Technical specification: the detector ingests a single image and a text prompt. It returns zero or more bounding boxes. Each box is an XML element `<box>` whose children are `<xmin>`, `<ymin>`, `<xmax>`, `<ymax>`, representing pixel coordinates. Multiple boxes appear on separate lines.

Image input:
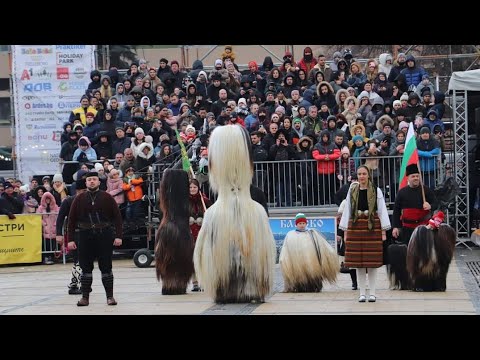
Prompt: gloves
<box><xmin>8</xmin><ymin>213</ymin><xmax>16</xmax><ymax>220</ymax></box>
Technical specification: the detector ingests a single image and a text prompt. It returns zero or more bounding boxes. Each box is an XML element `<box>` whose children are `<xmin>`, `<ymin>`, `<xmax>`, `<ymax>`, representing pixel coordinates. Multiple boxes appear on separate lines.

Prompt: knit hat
<box><xmin>185</xmin><ymin>125</ymin><xmax>195</xmax><ymax>133</ymax></box>
<box><xmin>3</xmin><ymin>181</ymin><xmax>13</xmax><ymax>190</ymax></box>
<box><xmin>238</xmin><ymin>98</ymin><xmax>247</xmax><ymax>106</ymax></box>
<box><xmin>398</xmin><ymin>53</ymin><xmax>406</xmax><ymax>59</ymax></box>
<box><xmin>420</xmin><ymin>126</ymin><xmax>431</xmax><ymax>134</ymax></box>
<box><xmin>295</xmin><ymin>213</ymin><xmax>307</xmax><ymax>226</ymax></box>
<box><xmin>94</xmin><ymin>162</ymin><xmax>104</xmax><ymax>172</ymax></box>
<box><xmin>214</xmin><ymin>59</ymin><xmax>223</xmax><ymax>67</ymax></box>
<box><xmin>341</xmin><ymin>146</ymin><xmax>350</xmax><ymax>155</ymax></box>
<box><xmin>429</xmin><ymin>211</ymin><xmax>444</xmax><ymax>229</ymax></box>
<box><xmin>52</xmin><ymin>174</ymin><xmax>63</xmax><ymax>183</ymax></box>
<box><xmin>398</xmin><ymin>121</ymin><xmax>409</xmax><ymax>130</ymax></box>
<box><xmin>293</xmin><ymin>118</ymin><xmax>302</xmax><ymax>125</ymax></box>
<box><xmin>170</xmin><ymin>60</ymin><xmax>179</xmax><ymax>67</ymax></box>
<box><xmin>400</xmin><ymin>93</ymin><xmax>409</xmax><ymax>101</ymax></box>
<box><xmin>42</xmin><ymin>176</ymin><xmax>50</xmax><ymax>183</ymax></box>
<box><xmin>352</xmin><ymin>135</ymin><xmax>363</xmax><ymax>143</ymax></box>
<box><xmin>275</xmin><ymin>106</ymin><xmax>286</xmax><ymax>115</ymax></box>
<box><xmin>135</xmin><ymin>127</ymin><xmax>145</xmax><ymax>136</ymax></box>
<box><xmin>206</xmin><ymin>112</ymin><xmax>215</xmax><ymax>119</ymax></box>
<box><xmin>86</xmin><ymin>112</ymin><xmax>95</xmax><ymax>118</ymax></box>
<box><xmin>393</xmin><ymin>100</ymin><xmax>401</xmax><ymax>107</ymax></box>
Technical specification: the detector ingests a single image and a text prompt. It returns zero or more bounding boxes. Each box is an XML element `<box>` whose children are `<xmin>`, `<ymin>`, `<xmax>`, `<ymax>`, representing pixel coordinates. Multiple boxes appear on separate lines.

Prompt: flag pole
<box><xmin>415</xmin><ymin>155</ymin><xmax>427</xmax><ymax>204</ymax></box>
<box><xmin>175</xmin><ymin>128</ymin><xmax>207</xmax><ymax>212</ymax></box>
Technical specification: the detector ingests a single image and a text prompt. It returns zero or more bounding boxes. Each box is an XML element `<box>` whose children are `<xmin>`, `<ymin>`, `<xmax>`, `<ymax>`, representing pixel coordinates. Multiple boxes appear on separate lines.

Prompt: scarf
<box><xmin>350</xmin><ymin>181</ymin><xmax>377</xmax><ymax>230</ymax></box>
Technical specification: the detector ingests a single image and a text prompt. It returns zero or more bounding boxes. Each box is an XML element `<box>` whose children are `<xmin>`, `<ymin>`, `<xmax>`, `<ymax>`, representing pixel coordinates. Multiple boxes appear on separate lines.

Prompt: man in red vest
<box><xmin>392</xmin><ymin>164</ymin><xmax>437</xmax><ymax>245</ymax></box>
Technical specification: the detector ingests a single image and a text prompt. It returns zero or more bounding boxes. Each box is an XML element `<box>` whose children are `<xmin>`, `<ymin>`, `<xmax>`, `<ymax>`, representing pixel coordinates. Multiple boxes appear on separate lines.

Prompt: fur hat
<box><xmin>429</xmin><ymin>211</ymin><xmax>444</xmax><ymax>229</ymax></box>
<box><xmin>406</xmin><ymin>163</ymin><xmax>419</xmax><ymax>176</ymax></box>
<box><xmin>295</xmin><ymin>213</ymin><xmax>307</xmax><ymax>226</ymax></box>
<box><xmin>52</xmin><ymin>174</ymin><xmax>63</xmax><ymax>183</ymax></box>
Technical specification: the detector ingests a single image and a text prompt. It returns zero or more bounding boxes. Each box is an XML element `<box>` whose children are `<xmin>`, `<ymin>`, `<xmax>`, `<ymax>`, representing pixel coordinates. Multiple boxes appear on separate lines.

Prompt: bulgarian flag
<box><xmin>398</xmin><ymin>122</ymin><xmax>419</xmax><ymax>189</ymax></box>
<box><xmin>175</xmin><ymin>129</ymin><xmax>191</xmax><ymax>172</ymax></box>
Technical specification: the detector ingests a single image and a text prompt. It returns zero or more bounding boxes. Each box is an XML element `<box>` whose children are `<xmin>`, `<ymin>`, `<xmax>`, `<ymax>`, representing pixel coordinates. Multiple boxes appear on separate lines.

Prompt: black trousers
<box><xmin>78</xmin><ymin>228</ymin><xmax>114</xmax><ymax>274</ymax></box>
<box><xmin>399</xmin><ymin>227</ymin><xmax>415</xmax><ymax>245</ymax></box>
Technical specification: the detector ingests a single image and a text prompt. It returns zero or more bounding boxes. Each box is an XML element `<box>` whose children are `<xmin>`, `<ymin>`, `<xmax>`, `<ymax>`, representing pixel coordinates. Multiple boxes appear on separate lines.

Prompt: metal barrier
<box><xmin>250</xmin><ymin>155</ymin><xmax>442</xmax><ymax>209</ymax></box>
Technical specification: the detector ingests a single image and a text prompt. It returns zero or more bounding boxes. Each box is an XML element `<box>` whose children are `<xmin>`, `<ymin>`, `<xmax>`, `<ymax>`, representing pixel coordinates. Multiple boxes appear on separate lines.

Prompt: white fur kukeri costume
<box><xmin>280</xmin><ymin>228</ymin><xmax>338</xmax><ymax>292</ymax></box>
<box><xmin>193</xmin><ymin>125</ymin><xmax>276</xmax><ymax>303</ymax></box>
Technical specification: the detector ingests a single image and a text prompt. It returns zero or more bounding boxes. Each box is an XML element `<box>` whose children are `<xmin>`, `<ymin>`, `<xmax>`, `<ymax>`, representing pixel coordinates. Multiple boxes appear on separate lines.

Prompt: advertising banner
<box><xmin>12</xmin><ymin>45</ymin><xmax>95</xmax><ymax>182</ymax></box>
<box><xmin>0</xmin><ymin>215</ymin><xmax>42</xmax><ymax>265</ymax></box>
<box><xmin>269</xmin><ymin>216</ymin><xmax>337</xmax><ymax>256</ymax></box>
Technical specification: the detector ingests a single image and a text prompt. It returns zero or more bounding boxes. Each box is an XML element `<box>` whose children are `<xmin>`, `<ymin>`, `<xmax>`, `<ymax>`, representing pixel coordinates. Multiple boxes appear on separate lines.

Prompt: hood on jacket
<box><xmin>317</xmin><ymin>81</ymin><xmax>334</xmax><ymax>96</ymax></box>
<box><xmin>90</xmin><ymin>70</ymin><xmax>101</xmax><ymax>81</ymax></box>
<box><xmin>192</xmin><ymin>60</ymin><xmax>204</xmax><ymax>70</ymax></box>
<box><xmin>77</xmin><ymin>135</ymin><xmax>92</xmax><ymax>148</ymax></box>
<box><xmin>335</xmin><ymin>89</ymin><xmax>349</xmax><ymax>105</ymax></box>
<box><xmin>40</xmin><ymin>191</ymin><xmax>58</xmax><ymax>209</ymax></box>
<box><xmin>137</xmin><ymin>142</ymin><xmax>154</xmax><ymax>160</ymax></box>
<box><xmin>344</xmin><ymin>95</ymin><xmax>360</xmax><ymax>110</ymax></box>
<box><xmin>296</xmin><ymin>135</ymin><xmax>314</xmax><ymax>152</ymax></box>
<box><xmin>378</xmin><ymin>53</ymin><xmax>393</xmax><ymax>66</ymax></box>
<box><xmin>140</xmin><ymin>96</ymin><xmax>151</xmax><ymax>108</ymax></box>
<box><xmin>376</xmin><ymin>114</ymin><xmax>394</xmax><ymax>131</ymax></box>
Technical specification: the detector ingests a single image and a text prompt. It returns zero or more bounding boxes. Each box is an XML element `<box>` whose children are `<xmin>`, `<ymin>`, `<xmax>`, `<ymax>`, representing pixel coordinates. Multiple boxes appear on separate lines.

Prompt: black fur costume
<box><xmin>155</xmin><ymin>169</ymin><xmax>194</xmax><ymax>295</ymax></box>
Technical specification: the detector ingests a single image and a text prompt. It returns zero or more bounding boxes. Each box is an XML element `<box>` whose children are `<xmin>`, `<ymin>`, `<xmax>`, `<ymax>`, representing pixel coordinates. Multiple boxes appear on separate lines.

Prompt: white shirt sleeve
<box><xmin>376</xmin><ymin>188</ymin><xmax>391</xmax><ymax>231</ymax></box>
<box><xmin>339</xmin><ymin>189</ymin><xmax>352</xmax><ymax>231</ymax></box>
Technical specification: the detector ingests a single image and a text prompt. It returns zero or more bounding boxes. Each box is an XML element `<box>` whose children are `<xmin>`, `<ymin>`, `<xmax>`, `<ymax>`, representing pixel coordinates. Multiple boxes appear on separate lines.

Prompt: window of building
<box><xmin>0</xmin><ymin>45</ymin><xmax>10</xmax><ymax>52</ymax></box>
<box><xmin>0</xmin><ymin>98</ymin><xmax>11</xmax><ymax>125</ymax></box>
<box><xmin>0</xmin><ymin>78</ymin><xmax>9</xmax><ymax>91</ymax></box>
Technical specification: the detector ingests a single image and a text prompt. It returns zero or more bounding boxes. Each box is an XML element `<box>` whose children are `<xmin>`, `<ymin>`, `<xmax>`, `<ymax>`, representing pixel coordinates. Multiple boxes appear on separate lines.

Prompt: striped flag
<box><xmin>175</xmin><ymin>129</ymin><xmax>191</xmax><ymax>172</ymax></box>
<box><xmin>398</xmin><ymin>122</ymin><xmax>419</xmax><ymax>190</ymax></box>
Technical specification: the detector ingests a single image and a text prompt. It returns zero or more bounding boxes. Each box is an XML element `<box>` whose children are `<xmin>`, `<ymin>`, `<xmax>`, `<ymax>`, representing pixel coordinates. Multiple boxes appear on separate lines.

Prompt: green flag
<box><xmin>175</xmin><ymin>129</ymin><xmax>191</xmax><ymax>171</ymax></box>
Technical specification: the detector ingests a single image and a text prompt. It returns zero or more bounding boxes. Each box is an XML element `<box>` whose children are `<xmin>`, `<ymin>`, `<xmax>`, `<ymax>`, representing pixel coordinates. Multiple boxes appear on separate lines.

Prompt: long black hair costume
<box><xmin>193</xmin><ymin>125</ymin><xmax>276</xmax><ymax>303</ymax></box>
<box><xmin>387</xmin><ymin>177</ymin><xmax>460</xmax><ymax>290</ymax></box>
<box><xmin>406</xmin><ymin>212</ymin><xmax>456</xmax><ymax>291</ymax></box>
<box><xmin>155</xmin><ymin>169</ymin><xmax>194</xmax><ymax>295</ymax></box>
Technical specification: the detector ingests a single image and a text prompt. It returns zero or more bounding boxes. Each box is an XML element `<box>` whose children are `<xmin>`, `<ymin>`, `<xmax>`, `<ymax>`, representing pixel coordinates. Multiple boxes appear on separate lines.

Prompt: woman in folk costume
<box><xmin>279</xmin><ymin>213</ymin><xmax>338</xmax><ymax>292</ymax></box>
<box><xmin>155</xmin><ymin>169</ymin><xmax>194</xmax><ymax>295</ymax></box>
<box><xmin>339</xmin><ymin>165</ymin><xmax>391</xmax><ymax>302</ymax></box>
<box><xmin>407</xmin><ymin>211</ymin><xmax>456</xmax><ymax>292</ymax></box>
<box><xmin>188</xmin><ymin>178</ymin><xmax>212</xmax><ymax>292</ymax></box>
<box><xmin>194</xmin><ymin>125</ymin><xmax>276</xmax><ymax>304</ymax></box>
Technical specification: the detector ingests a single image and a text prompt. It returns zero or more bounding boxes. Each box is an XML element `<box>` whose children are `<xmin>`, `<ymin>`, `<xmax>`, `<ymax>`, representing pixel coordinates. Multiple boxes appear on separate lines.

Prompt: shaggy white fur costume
<box><xmin>280</xmin><ymin>229</ymin><xmax>338</xmax><ymax>292</ymax></box>
<box><xmin>193</xmin><ymin>125</ymin><xmax>276</xmax><ymax>303</ymax></box>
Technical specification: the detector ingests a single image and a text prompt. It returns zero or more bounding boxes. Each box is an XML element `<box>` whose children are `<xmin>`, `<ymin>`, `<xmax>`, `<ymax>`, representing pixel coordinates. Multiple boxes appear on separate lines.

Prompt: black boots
<box><xmin>350</xmin><ymin>269</ymin><xmax>358</xmax><ymax>290</ymax></box>
<box><xmin>102</xmin><ymin>272</ymin><xmax>117</xmax><ymax>305</ymax></box>
<box><xmin>77</xmin><ymin>273</ymin><xmax>92</xmax><ymax>306</ymax></box>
